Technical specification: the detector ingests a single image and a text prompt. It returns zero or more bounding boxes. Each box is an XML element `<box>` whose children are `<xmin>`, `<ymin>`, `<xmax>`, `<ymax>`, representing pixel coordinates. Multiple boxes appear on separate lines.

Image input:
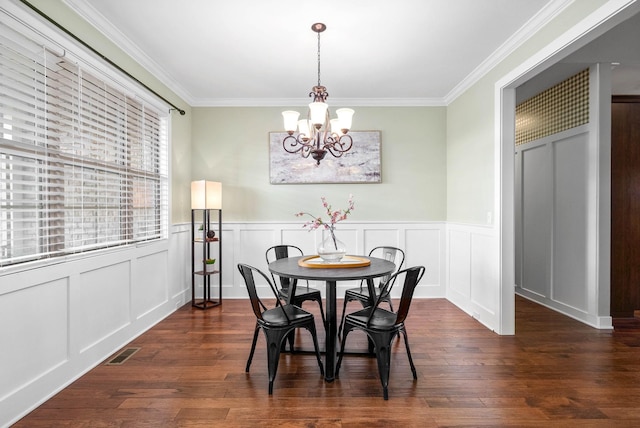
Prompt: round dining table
<box><xmin>268</xmin><ymin>255</ymin><xmax>396</xmax><ymax>382</ymax></box>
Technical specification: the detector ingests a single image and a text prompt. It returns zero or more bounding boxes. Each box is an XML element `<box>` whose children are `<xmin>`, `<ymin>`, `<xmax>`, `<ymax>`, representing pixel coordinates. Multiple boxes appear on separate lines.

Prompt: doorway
<box><xmin>611</xmin><ymin>96</ymin><xmax>640</xmax><ymax>318</ymax></box>
<box><xmin>496</xmin><ymin>1</ymin><xmax>640</xmax><ymax>334</ymax></box>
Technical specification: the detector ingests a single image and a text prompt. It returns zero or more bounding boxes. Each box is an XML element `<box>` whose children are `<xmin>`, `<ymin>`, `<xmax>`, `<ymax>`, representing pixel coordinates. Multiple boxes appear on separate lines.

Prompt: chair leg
<box><xmin>264</xmin><ymin>328</ymin><xmax>292</xmax><ymax>395</ymax></box>
<box><xmin>316</xmin><ymin>298</ymin><xmax>326</xmax><ymax>326</ymax></box>
<box><xmin>246</xmin><ymin>323</ymin><xmax>260</xmax><ymax>372</ymax></box>
<box><xmin>356</xmin><ymin>297</ymin><xmax>376</xmax><ymax>351</ymax></box>
<box><xmin>267</xmin><ymin>341</ymin><xmax>280</xmax><ymax>395</ymax></box>
<box><xmin>286</xmin><ymin>330</ymin><xmax>295</xmax><ymax>352</ymax></box>
<box><xmin>370</xmin><ymin>332</ymin><xmax>394</xmax><ymax>400</ymax></box>
<box><xmin>338</xmin><ymin>296</ymin><xmax>350</xmax><ymax>339</ymax></box>
<box><xmin>336</xmin><ymin>324</ymin><xmax>353</xmax><ymax>377</ymax></box>
<box><xmin>306</xmin><ymin>321</ymin><xmax>324</xmax><ymax>376</ymax></box>
<box><xmin>400</xmin><ymin>327</ymin><xmax>417</xmax><ymax>379</ymax></box>
<box><xmin>288</xmin><ymin>298</ymin><xmax>306</xmax><ymax>350</ymax></box>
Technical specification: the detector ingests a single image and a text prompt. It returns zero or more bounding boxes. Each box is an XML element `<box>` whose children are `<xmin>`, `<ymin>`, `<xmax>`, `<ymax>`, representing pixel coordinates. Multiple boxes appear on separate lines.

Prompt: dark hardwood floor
<box><xmin>14</xmin><ymin>296</ymin><xmax>640</xmax><ymax>427</ymax></box>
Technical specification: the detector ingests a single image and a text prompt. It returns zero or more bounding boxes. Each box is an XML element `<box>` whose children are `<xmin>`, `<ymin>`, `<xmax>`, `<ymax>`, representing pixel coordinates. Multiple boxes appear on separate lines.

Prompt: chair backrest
<box><xmin>368</xmin><ymin>246</ymin><xmax>405</xmax><ymax>288</ymax></box>
<box><xmin>368</xmin><ymin>266</ymin><xmax>425</xmax><ymax>326</ymax></box>
<box><xmin>238</xmin><ymin>263</ymin><xmax>289</xmax><ymax>323</ymax></box>
<box><xmin>265</xmin><ymin>245</ymin><xmax>303</xmax><ymax>289</ymax></box>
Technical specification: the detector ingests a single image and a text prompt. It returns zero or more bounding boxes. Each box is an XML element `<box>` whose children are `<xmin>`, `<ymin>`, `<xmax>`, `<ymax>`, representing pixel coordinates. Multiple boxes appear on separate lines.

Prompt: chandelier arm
<box><xmin>325</xmin><ymin>147</ymin><xmax>345</xmax><ymax>158</ymax></box>
<box><xmin>337</xmin><ymin>134</ymin><xmax>353</xmax><ymax>152</ymax></box>
<box><xmin>322</xmin><ymin>134</ymin><xmax>337</xmax><ymax>149</ymax></box>
<box><xmin>283</xmin><ymin>134</ymin><xmax>313</xmax><ymax>155</ymax></box>
<box><xmin>324</xmin><ymin>134</ymin><xmax>353</xmax><ymax>156</ymax></box>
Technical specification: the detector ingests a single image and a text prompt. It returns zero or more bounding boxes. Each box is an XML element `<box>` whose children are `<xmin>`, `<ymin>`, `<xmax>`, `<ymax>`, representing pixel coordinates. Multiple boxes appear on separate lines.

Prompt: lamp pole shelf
<box><xmin>191</xmin><ymin>208</ymin><xmax>222</xmax><ymax>309</ymax></box>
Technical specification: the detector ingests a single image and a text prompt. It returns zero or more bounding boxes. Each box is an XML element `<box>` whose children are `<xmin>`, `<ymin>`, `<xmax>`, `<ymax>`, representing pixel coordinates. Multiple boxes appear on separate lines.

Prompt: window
<box><xmin>0</xmin><ymin>10</ymin><xmax>168</xmax><ymax>266</ymax></box>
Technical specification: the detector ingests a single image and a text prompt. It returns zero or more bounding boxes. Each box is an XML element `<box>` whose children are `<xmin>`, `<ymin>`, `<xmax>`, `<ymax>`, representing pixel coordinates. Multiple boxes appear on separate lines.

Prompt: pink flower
<box><xmin>296</xmin><ymin>195</ymin><xmax>355</xmax><ymax>233</ymax></box>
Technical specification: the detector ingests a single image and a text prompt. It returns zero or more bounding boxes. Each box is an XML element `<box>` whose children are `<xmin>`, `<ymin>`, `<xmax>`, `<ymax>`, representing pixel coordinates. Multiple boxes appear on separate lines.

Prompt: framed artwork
<box><xmin>269</xmin><ymin>131</ymin><xmax>382</xmax><ymax>184</ymax></box>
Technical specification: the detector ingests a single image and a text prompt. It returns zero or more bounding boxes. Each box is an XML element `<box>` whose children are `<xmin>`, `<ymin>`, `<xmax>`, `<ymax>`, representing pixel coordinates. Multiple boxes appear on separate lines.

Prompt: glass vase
<box><xmin>317</xmin><ymin>228</ymin><xmax>346</xmax><ymax>262</ymax></box>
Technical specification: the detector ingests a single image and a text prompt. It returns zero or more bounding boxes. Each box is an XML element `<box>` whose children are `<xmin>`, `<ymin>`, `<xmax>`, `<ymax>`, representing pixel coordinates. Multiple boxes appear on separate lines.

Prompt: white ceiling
<box><xmin>64</xmin><ymin>0</ymin><xmax>562</xmax><ymax>107</ymax></box>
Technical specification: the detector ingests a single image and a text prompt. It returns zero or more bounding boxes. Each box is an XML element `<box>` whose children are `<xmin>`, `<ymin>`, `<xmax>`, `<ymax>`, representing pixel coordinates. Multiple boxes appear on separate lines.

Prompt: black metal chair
<box><xmin>266</xmin><ymin>244</ymin><xmax>326</xmax><ymax>325</ymax></box>
<box><xmin>336</xmin><ymin>266</ymin><xmax>425</xmax><ymax>400</ymax></box>
<box><xmin>338</xmin><ymin>246</ymin><xmax>405</xmax><ymax>335</ymax></box>
<box><xmin>238</xmin><ymin>263</ymin><xmax>324</xmax><ymax>394</ymax></box>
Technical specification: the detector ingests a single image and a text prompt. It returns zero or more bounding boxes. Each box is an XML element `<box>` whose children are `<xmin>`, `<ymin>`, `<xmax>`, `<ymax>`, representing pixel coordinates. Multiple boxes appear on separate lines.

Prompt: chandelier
<box><xmin>281</xmin><ymin>23</ymin><xmax>354</xmax><ymax>165</ymax></box>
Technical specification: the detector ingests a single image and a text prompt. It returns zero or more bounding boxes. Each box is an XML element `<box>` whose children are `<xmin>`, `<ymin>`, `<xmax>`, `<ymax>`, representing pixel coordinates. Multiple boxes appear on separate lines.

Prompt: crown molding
<box><xmin>189</xmin><ymin>97</ymin><xmax>447</xmax><ymax>107</ymax></box>
<box><xmin>444</xmin><ymin>0</ymin><xmax>574</xmax><ymax>105</ymax></box>
<box><xmin>63</xmin><ymin>0</ymin><xmax>196</xmax><ymax>104</ymax></box>
<box><xmin>63</xmin><ymin>0</ymin><xmax>570</xmax><ymax>108</ymax></box>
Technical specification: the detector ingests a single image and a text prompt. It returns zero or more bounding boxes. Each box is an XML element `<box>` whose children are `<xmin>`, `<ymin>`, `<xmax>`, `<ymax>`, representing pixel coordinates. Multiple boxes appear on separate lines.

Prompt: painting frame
<box><xmin>269</xmin><ymin>131</ymin><xmax>382</xmax><ymax>184</ymax></box>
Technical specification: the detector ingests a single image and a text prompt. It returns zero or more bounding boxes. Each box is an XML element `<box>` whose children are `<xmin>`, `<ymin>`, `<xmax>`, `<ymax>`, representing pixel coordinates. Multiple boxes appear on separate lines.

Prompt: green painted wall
<box><xmin>191</xmin><ymin>106</ymin><xmax>447</xmax><ymax>221</ymax></box>
<box><xmin>446</xmin><ymin>0</ymin><xmax>609</xmax><ymax>224</ymax></box>
<box><xmin>170</xmin><ymin>108</ymin><xmax>193</xmax><ymax>223</ymax></box>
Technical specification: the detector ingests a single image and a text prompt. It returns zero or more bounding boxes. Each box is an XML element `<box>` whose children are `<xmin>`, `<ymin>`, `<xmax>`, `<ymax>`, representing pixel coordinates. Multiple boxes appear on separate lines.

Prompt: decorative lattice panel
<box><xmin>515</xmin><ymin>68</ymin><xmax>589</xmax><ymax>146</ymax></box>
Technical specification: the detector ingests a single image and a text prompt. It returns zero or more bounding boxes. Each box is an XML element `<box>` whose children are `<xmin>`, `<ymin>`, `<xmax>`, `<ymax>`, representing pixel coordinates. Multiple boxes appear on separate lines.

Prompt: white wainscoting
<box><xmin>0</xmin><ymin>230</ymin><xmax>189</xmax><ymax>428</ymax></box>
<box><xmin>193</xmin><ymin>221</ymin><xmax>448</xmax><ymax>300</ymax></box>
<box><xmin>183</xmin><ymin>220</ymin><xmax>498</xmax><ymax>333</ymax></box>
<box><xmin>446</xmin><ymin>223</ymin><xmax>500</xmax><ymax>332</ymax></box>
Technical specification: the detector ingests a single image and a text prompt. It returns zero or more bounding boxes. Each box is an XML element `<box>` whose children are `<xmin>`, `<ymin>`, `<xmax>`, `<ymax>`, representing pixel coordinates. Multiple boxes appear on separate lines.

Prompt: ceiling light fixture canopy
<box><xmin>281</xmin><ymin>23</ymin><xmax>354</xmax><ymax>165</ymax></box>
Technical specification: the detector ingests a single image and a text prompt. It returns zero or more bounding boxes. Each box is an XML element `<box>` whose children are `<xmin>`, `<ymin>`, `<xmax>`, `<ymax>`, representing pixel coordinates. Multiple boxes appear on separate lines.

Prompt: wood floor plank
<box><xmin>13</xmin><ymin>296</ymin><xmax>640</xmax><ymax>427</ymax></box>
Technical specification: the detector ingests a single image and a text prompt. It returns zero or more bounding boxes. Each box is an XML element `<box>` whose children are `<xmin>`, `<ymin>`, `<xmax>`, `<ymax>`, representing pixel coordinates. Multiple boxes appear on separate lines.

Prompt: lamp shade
<box><xmin>282</xmin><ymin>110</ymin><xmax>300</xmax><ymax>133</ymax></box>
<box><xmin>297</xmin><ymin>119</ymin><xmax>310</xmax><ymax>138</ymax></box>
<box><xmin>336</xmin><ymin>108</ymin><xmax>354</xmax><ymax>131</ymax></box>
<box><xmin>330</xmin><ymin>118</ymin><xmax>342</xmax><ymax>135</ymax></box>
<box><xmin>308</xmin><ymin>101</ymin><xmax>328</xmax><ymax>127</ymax></box>
<box><xmin>191</xmin><ymin>180</ymin><xmax>222</xmax><ymax>209</ymax></box>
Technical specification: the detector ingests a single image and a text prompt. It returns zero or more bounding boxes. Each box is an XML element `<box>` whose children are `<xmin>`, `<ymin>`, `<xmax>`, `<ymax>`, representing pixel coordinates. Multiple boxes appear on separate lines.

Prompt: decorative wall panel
<box><xmin>515</xmin><ymin>128</ymin><xmax>609</xmax><ymax>329</ymax></box>
<box><xmin>447</xmin><ymin>229</ymin><xmax>472</xmax><ymax>298</ymax></box>
<box><xmin>0</xmin><ymin>278</ymin><xmax>68</xmax><ymax>401</ymax></box>
<box><xmin>77</xmin><ymin>262</ymin><xmax>131</xmax><ymax>352</ymax></box>
<box><xmin>446</xmin><ymin>224</ymin><xmax>499</xmax><ymax>331</ymax></box>
<box><xmin>133</xmin><ymin>251</ymin><xmax>170</xmax><ymax>318</ymax></box>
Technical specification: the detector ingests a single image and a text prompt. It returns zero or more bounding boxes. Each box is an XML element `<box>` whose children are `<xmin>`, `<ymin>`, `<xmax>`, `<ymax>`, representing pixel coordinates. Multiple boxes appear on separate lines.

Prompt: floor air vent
<box><xmin>105</xmin><ymin>347</ymin><xmax>140</xmax><ymax>365</ymax></box>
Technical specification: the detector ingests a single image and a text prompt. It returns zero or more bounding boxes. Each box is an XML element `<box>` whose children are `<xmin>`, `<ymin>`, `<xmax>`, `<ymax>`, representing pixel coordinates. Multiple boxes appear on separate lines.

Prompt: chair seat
<box><xmin>345</xmin><ymin>286</ymin><xmax>372</xmax><ymax>296</ymax></box>
<box><xmin>279</xmin><ymin>286</ymin><xmax>322</xmax><ymax>299</ymax></box>
<box><xmin>261</xmin><ymin>304</ymin><xmax>314</xmax><ymax>326</ymax></box>
<box><xmin>345</xmin><ymin>307</ymin><xmax>398</xmax><ymax>330</ymax></box>
<box><xmin>345</xmin><ymin>286</ymin><xmax>388</xmax><ymax>300</ymax></box>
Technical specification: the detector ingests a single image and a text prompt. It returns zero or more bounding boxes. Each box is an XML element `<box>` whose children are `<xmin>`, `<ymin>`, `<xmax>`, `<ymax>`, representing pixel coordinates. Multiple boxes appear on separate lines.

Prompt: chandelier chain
<box><xmin>317</xmin><ymin>30</ymin><xmax>321</xmax><ymax>87</ymax></box>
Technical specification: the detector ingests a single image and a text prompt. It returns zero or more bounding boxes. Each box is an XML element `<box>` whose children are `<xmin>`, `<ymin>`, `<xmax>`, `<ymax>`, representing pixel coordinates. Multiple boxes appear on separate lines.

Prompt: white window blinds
<box><xmin>0</xmin><ymin>13</ymin><xmax>168</xmax><ymax>266</ymax></box>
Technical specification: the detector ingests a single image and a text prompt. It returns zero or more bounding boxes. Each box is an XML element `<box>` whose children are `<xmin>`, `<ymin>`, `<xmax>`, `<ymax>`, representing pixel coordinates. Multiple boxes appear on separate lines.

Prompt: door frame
<box><xmin>495</xmin><ymin>0</ymin><xmax>639</xmax><ymax>334</ymax></box>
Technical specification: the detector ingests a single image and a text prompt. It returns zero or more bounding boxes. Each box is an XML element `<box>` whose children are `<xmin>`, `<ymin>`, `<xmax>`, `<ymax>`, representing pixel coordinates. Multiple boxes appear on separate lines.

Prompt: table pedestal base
<box><xmin>324</xmin><ymin>280</ymin><xmax>337</xmax><ymax>382</ymax></box>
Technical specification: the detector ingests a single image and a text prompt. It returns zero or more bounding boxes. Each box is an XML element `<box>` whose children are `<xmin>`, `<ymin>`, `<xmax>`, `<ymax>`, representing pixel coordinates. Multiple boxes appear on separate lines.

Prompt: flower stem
<box><xmin>329</xmin><ymin>227</ymin><xmax>337</xmax><ymax>250</ymax></box>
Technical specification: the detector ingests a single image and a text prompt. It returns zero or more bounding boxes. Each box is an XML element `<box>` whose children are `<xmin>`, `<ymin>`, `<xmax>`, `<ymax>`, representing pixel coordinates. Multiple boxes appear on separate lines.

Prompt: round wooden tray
<box><xmin>298</xmin><ymin>255</ymin><xmax>371</xmax><ymax>268</ymax></box>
